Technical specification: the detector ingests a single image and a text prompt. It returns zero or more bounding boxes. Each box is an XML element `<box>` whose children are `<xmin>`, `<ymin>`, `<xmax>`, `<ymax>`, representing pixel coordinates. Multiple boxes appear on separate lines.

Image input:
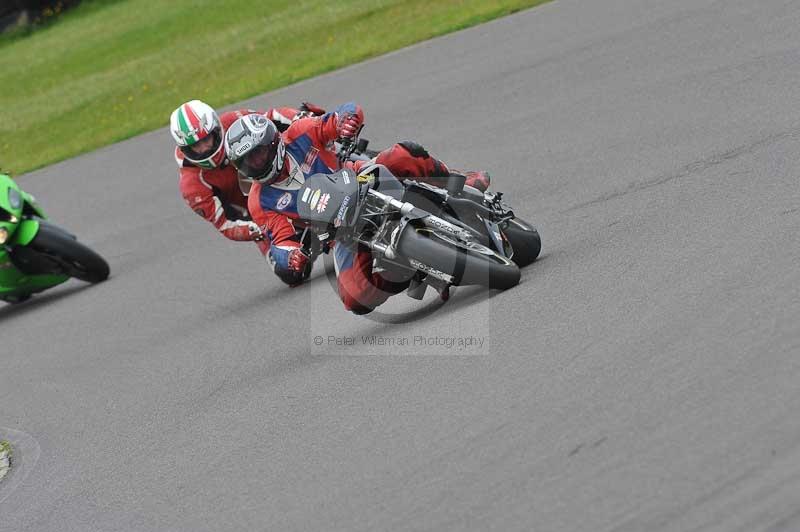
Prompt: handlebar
<box><xmin>337</xmin><ymin>138</ymin><xmax>357</xmax><ymax>165</ymax></box>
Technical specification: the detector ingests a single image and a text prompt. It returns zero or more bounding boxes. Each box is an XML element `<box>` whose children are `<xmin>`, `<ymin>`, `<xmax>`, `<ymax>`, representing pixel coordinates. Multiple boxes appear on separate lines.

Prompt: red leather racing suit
<box><xmin>176</xmin><ymin>107</ymin><xmax>299</xmax><ymax>256</ymax></box>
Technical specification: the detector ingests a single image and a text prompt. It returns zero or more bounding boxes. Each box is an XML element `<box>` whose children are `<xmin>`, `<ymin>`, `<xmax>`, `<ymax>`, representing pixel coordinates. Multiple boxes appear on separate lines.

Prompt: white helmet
<box><xmin>169</xmin><ymin>100</ymin><xmax>225</xmax><ymax>169</ymax></box>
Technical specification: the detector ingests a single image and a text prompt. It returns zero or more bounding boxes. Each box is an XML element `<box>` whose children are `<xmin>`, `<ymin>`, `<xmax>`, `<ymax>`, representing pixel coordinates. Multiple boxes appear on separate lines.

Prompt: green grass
<box><xmin>0</xmin><ymin>440</ymin><xmax>11</xmax><ymax>480</ymax></box>
<box><xmin>0</xmin><ymin>0</ymin><xmax>549</xmax><ymax>175</ymax></box>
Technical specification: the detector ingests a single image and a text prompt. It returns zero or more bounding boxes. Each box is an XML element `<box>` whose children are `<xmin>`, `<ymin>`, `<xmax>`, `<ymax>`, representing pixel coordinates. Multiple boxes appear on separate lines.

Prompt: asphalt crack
<box><xmin>566</xmin><ymin>127</ymin><xmax>800</xmax><ymax>212</ymax></box>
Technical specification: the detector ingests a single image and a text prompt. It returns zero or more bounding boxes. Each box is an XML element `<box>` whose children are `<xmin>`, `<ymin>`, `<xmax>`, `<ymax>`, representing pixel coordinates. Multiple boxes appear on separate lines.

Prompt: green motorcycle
<box><xmin>0</xmin><ymin>173</ymin><xmax>109</xmax><ymax>304</ymax></box>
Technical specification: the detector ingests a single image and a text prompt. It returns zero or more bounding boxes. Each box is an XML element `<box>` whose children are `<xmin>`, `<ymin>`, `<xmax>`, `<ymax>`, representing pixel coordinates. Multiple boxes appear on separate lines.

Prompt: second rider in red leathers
<box><xmin>169</xmin><ymin>100</ymin><xmax>325</xmax><ymax>262</ymax></box>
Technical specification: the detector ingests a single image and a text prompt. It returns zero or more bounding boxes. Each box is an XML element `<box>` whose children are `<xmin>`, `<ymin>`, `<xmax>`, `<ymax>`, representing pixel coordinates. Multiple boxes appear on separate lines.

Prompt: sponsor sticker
<box><xmin>335</xmin><ymin>195</ymin><xmax>351</xmax><ymax>224</ymax></box>
<box><xmin>234</xmin><ymin>142</ymin><xmax>252</xmax><ymax>157</ymax></box>
<box><xmin>300</xmin><ymin>147</ymin><xmax>320</xmax><ymax>174</ymax></box>
<box><xmin>276</xmin><ymin>192</ymin><xmax>292</xmax><ymax>210</ymax></box>
<box><xmin>342</xmin><ymin>171</ymin><xmax>351</xmax><ymax>185</ymax></box>
<box><xmin>316</xmin><ymin>193</ymin><xmax>330</xmax><ymax>213</ymax></box>
<box><xmin>309</xmin><ymin>189</ymin><xmax>321</xmax><ymax>210</ymax></box>
<box><xmin>301</xmin><ymin>188</ymin><xmax>311</xmax><ymax>203</ymax></box>
<box><xmin>409</xmin><ymin>258</ymin><xmax>454</xmax><ymax>283</ymax></box>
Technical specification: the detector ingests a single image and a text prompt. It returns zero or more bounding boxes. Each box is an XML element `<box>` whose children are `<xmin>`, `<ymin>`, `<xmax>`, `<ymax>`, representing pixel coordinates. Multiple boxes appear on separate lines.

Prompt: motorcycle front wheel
<box><xmin>396</xmin><ymin>225</ymin><xmax>520</xmax><ymax>290</ymax></box>
<box><xmin>27</xmin><ymin>222</ymin><xmax>110</xmax><ymax>283</ymax></box>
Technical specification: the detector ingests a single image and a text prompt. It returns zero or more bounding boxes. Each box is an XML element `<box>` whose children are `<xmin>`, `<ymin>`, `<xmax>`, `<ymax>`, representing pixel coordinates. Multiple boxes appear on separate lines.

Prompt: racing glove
<box><xmin>247</xmin><ymin>222</ymin><xmax>265</xmax><ymax>241</ymax></box>
<box><xmin>287</xmin><ymin>248</ymin><xmax>309</xmax><ymax>272</ymax></box>
<box><xmin>336</xmin><ymin>106</ymin><xmax>364</xmax><ymax>142</ymax></box>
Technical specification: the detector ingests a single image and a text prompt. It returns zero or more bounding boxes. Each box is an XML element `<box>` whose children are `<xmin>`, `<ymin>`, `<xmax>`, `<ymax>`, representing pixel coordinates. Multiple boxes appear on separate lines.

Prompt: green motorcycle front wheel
<box><xmin>24</xmin><ymin>222</ymin><xmax>109</xmax><ymax>283</ymax></box>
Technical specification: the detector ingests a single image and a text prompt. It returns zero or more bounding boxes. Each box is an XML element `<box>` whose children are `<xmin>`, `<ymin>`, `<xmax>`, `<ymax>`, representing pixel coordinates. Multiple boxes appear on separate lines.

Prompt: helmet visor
<box><xmin>180</xmin><ymin>128</ymin><xmax>222</xmax><ymax>160</ymax></box>
<box><xmin>237</xmin><ymin>132</ymin><xmax>282</xmax><ymax>182</ymax></box>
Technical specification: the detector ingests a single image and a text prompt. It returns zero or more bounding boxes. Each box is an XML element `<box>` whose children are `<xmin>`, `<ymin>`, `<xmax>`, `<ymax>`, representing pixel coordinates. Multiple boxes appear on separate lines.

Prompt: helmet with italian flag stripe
<box><xmin>169</xmin><ymin>100</ymin><xmax>225</xmax><ymax>169</ymax></box>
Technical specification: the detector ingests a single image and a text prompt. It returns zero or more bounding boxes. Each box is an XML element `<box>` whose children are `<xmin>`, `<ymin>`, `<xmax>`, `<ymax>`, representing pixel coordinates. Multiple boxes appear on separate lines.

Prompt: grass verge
<box><xmin>0</xmin><ymin>440</ymin><xmax>11</xmax><ymax>481</ymax></box>
<box><xmin>0</xmin><ymin>0</ymin><xmax>550</xmax><ymax>175</ymax></box>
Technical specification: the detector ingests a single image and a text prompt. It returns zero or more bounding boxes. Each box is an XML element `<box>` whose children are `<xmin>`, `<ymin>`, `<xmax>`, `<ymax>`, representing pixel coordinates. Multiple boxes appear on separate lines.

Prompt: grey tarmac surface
<box><xmin>2</xmin><ymin>0</ymin><xmax>800</xmax><ymax>530</ymax></box>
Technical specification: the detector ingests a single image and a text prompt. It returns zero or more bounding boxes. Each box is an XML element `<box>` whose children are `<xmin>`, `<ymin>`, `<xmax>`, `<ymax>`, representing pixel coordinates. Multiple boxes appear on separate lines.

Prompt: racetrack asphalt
<box><xmin>2</xmin><ymin>0</ymin><xmax>800</xmax><ymax>530</ymax></box>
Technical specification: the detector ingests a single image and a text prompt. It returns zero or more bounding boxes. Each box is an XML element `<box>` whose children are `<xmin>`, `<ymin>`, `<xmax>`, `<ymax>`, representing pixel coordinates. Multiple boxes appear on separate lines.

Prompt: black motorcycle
<box><xmin>297</xmin><ymin>144</ymin><xmax>540</xmax><ymax>300</ymax></box>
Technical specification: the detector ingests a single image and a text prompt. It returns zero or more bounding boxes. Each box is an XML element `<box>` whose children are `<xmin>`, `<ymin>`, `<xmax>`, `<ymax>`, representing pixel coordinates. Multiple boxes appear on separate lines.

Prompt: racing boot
<box><xmin>299</xmin><ymin>102</ymin><xmax>326</xmax><ymax>116</ymax></box>
<box><xmin>450</xmin><ymin>170</ymin><xmax>491</xmax><ymax>192</ymax></box>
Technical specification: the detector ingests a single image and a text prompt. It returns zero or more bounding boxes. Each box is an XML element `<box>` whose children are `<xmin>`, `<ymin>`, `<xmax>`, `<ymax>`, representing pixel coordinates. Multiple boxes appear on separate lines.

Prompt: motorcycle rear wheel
<box><xmin>502</xmin><ymin>217</ymin><xmax>541</xmax><ymax>267</ymax></box>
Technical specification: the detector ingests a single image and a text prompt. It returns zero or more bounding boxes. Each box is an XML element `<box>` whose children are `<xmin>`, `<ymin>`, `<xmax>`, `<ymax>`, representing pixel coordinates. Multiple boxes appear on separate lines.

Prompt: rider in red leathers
<box><xmin>222</xmin><ymin>103</ymin><xmax>491</xmax><ymax>312</ymax></box>
<box><xmin>169</xmin><ymin>100</ymin><xmax>324</xmax><ymax>259</ymax></box>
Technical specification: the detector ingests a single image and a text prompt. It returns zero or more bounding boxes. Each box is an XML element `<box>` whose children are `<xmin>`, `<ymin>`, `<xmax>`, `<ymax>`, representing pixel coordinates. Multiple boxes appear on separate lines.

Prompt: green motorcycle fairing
<box><xmin>0</xmin><ymin>174</ymin><xmax>69</xmax><ymax>299</ymax></box>
<box><xmin>10</xmin><ymin>217</ymin><xmax>41</xmax><ymax>246</ymax></box>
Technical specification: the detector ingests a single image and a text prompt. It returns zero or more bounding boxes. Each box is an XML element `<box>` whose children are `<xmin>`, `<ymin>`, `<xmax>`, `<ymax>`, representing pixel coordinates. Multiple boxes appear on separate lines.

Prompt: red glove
<box><xmin>337</xmin><ymin>108</ymin><xmax>364</xmax><ymax>141</ymax></box>
<box><xmin>287</xmin><ymin>248</ymin><xmax>309</xmax><ymax>272</ymax></box>
<box><xmin>247</xmin><ymin>222</ymin><xmax>265</xmax><ymax>241</ymax></box>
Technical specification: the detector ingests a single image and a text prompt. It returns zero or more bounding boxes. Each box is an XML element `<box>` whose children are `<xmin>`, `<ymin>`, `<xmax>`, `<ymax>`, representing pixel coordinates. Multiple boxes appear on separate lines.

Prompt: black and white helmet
<box><xmin>224</xmin><ymin>114</ymin><xmax>285</xmax><ymax>185</ymax></box>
